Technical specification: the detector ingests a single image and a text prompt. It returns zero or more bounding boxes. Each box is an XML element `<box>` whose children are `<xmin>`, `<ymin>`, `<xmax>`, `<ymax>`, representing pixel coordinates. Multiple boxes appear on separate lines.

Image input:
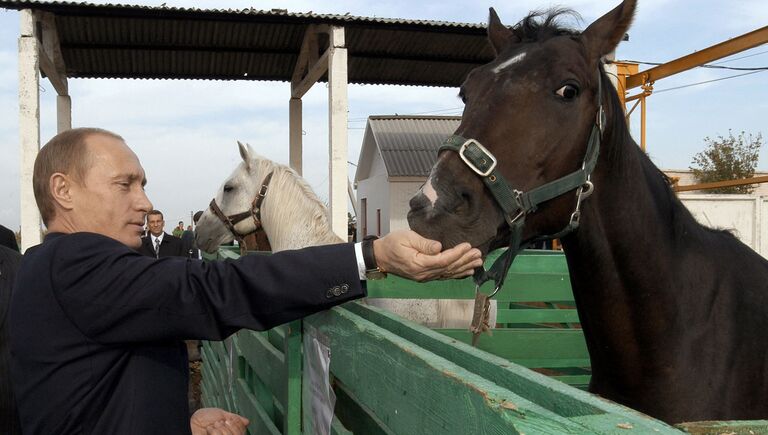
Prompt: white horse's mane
<box><xmin>247</xmin><ymin>155</ymin><xmax>343</xmax><ymax>251</ymax></box>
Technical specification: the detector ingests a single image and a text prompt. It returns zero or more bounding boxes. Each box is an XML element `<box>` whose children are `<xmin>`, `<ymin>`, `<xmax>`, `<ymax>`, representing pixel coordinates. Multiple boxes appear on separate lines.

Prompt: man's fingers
<box><xmin>416</xmin><ymin>242</ymin><xmax>475</xmax><ymax>269</ymax></box>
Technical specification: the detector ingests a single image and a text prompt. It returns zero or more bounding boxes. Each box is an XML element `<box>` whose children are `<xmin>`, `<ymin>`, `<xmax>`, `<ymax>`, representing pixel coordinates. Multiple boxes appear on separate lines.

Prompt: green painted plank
<box><xmin>202</xmin><ymin>346</ymin><xmax>226</xmax><ymax>399</ymax></box>
<box><xmin>344</xmin><ymin>303</ymin><xmax>680</xmax><ymax>433</ymax></box>
<box><xmin>436</xmin><ymin>328</ymin><xmax>590</xmax><ymax>363</ymax></box>
<box><xmin>676</xmin><ymin>420</ymin><xmax>768</xmax><ymax>434</ymax></box>
<box><xmin>366</xmin><ymin>272</ymin><xmax>574</xmax><ymax>301</ymax></box>
<box><xmin>282</xmin><ymin>321</ymin><xmax>302</xmax><ymax>435</ymax></box>
<box><xmin>330</xmin><ymin>417</ymin><xmax>354</xmax><ymax>435</ymax></box>
<box><xmin>366</xmin><ymin>251</ymin><xmax>574</xmax><ymax>301</ymax></box>
<box><xmin>306</xmin><ymin>307</ymin><xmax>592</xmax><ymax>435</ymax></box>
<box><xmin>552</xmin><ymin>375</ymin><xmax>592</xmax><ymax>386</ymax></box>
<box><xmin>332</xmin><ymin>379</ymin><xmax>392</xmax><ymax>435</ymax></box>
<box><xmin>237</xmin><ymin>330</ymin><xmax>288</xmax><ymax>407</ymax></box>
<box><xmin>233</xmin><ymin>378</ymin><xmax>282</xmax><ymax>435</ymax></box>
<box><xmin>497</xmin><ymin>308</ymin><xmax>581</xmax><ymax>324</ymax></box>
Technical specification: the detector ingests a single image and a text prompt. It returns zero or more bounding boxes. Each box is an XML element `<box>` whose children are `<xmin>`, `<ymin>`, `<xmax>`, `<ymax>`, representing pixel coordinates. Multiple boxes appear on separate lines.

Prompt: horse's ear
<box><xmin>237</xmin><ymin>141</ymin><xmax>251</xmax><ymax>171</ymax></box>
<box><xmin>581</xmin><ymin>0</ymin><xmax>636</xmax><ymax>61</ymax></box>
<box><xmin>488</xmin><ymin>8</ymin><xmax>518</xmax><ymax>55</ymax></box>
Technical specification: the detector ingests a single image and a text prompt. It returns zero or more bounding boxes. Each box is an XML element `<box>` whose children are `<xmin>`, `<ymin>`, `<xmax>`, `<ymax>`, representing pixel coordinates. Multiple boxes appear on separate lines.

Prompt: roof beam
<box><xmin>37</xmin><ymin>11</ymin><xmax>68</xmax><ymax>95</ymax></box>
<box><xmin>626</xmin><ymin>25</ymin><xmax>768</xmax><ymax>89</ymax></box>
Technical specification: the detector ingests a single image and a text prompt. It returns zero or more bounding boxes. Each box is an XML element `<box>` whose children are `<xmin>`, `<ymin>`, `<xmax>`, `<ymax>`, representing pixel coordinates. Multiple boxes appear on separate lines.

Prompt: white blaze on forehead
<box><xmin>422</xmin><ymin>177</ymin><xmax>439</xmax><ymax>206</ymax></box>
<box><xmin>492</xmin><ymin>52</ymin><xmax>527</xmax><ymax>74</ymax></box>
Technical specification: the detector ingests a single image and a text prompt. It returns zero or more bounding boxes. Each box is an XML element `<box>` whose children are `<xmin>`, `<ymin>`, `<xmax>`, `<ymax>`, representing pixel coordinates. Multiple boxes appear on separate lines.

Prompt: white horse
<box><xmin>195</xmin><ymin>142</ymin><xmax>495</xmax><ymax>329</ymax></box>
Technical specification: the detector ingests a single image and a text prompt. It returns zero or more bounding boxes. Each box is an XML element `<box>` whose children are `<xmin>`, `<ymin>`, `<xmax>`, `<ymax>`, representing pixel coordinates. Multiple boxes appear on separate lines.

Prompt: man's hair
<box><xmin>148</xmin><ymin>210</ymin><xmax>164</xmax><ymax>220</ymax></box>
<box><xmin>33</xmin><ymin>127</ymin><xmax>124</xmax><ymax>225</ymax></box>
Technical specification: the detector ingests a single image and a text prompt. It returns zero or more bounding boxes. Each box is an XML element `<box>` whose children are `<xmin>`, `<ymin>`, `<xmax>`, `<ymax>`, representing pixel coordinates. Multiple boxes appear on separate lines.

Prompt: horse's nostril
<box><xmin>409</xmin><ymin>193</ymin><xmax>430</xmax><ymax>212</ymax></box>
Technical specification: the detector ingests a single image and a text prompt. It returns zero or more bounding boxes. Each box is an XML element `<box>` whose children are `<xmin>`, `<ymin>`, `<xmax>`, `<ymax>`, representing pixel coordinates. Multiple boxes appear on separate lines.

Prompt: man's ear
<box><xmin>49</xmin><ymin>173</ymin><xmax>75</xmax><ymax>211</ymax></box>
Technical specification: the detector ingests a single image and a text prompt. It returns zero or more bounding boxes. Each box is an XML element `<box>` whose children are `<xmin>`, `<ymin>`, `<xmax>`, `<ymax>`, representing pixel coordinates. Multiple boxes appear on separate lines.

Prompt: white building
<box><xmin>354</xmin><ymin>115</ymin><xmax>460</xmax><ymax>240</ymax></box>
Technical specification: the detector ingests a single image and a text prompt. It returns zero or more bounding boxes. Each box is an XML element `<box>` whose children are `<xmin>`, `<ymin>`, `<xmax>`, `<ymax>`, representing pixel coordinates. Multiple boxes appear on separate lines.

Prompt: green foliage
<box><xmin>689</xmin><ymin>130</ymin><xmax>763</xmax><ymax>194</ymax></box>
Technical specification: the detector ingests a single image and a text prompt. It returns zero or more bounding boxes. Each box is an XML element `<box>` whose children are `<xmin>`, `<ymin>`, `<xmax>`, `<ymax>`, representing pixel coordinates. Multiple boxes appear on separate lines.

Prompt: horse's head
<box><xmin>195</xmin><ymin>141</ymin><xmax>273</xmax><ymax>253</ymax></box>
<box><xmin>408</xmin><ymin>1</ymin><xmax>635</xmax><ymax>254</ymax></box>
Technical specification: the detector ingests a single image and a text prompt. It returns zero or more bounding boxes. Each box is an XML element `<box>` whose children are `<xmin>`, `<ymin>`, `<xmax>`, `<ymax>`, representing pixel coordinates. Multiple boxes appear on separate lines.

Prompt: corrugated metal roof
<box><xmin>0</xmin><ymin>0</ymin><xmax>495</xmax><ymax>86</ymax></box>
<box><xmin>368</xmin><ymin>115</ymin><xmax>461</xmax><ymax>177</ymax></box>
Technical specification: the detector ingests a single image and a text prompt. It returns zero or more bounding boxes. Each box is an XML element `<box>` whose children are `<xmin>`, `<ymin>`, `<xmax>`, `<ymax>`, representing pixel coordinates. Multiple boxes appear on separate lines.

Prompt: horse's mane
<box><xmin>250</xmin><ymin>156</ymin><xmax>342</xmax><ymax>249</ymax></box>
<box><xmin>595</xmin><ymin>59</ymin><xmax>741</xmax><ymax>244</ymax></box>
<box><xmin>511</xmin><ymin>8</ymin><xmax>581</xmax><ymax>42</ymax></box>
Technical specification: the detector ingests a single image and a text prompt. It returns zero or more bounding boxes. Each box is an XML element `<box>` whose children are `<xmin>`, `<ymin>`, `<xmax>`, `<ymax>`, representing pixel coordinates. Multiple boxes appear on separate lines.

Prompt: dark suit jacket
<box><xmin>0</xmin><ymin>246</ymin><xmax>21</xmax><ymax>435</ymax></box>
<box><xmin>10</xmin><ymin>232</ymin><xmax>364</xmax><ymax>434</ymax></box>
<box><xmin>0</xmin><ymin>225</ymin><xmax>18</xmax><ymax>252</ymax></box>
<box><xmin>137</xmin><ymin>232</ymin><xmax>185</xmax><ymax>258</ymax></box>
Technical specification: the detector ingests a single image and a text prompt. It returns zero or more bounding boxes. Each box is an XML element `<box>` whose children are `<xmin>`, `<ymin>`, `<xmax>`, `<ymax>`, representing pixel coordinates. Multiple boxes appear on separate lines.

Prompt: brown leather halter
<box><xmin>209</xmin><ymin>171</ymin><xmax>274</xmax><ymax>253</ymax></box>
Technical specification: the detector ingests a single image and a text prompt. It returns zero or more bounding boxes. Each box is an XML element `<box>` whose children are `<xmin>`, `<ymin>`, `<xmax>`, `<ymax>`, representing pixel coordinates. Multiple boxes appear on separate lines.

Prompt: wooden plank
<box><xmin>496</xmin><ymin>308</ymin><xmax>581</xmax><ymax>324</ymax></box>
<box><xmin>436</xmin><ymin>329</ymin><xmax>590</xmax><ymax>364</ymax></box>
<box><xmin>552</xmin><ymin>375</ymin><xmax>592</xmax><ymax>387</ymax></box>
<box><xmin>366</xmin><ymin>273</ymin><xmax>574</xmax><ymax>301</ymax></box>
<box><xmin>332</xmin><ymin>379</ymin><xmax>391</xmax><ymax>435</ymax></box>
<box><xmin>675</xmin><ymin>420</ymin><xmax>768</xmax><ymax>434</ymax></box>
<box><xmin>237</xmin><ymin>331</ymin><xmax>288</xmax><ymax>407</ymax></box>
<box><xmin>233</xmin><ymin>379</ymin><xmax>282</xmax><ymax>435</ymax></box>
<box><xmin>344</xmin><ymin>303</ymin><xmax>679</xmax><ymax>433</ymax></box>
<box><xmin>328</xmin><ymin>25</ymin><xmax>348</xmax><ymax>239</ymax></box>
<box><xmin>366</xmin><ymin>251</ymin><xmax>574</xmax><ymax>301</ymax></box>
<box><xmin>306</xmin><ymin>307</ymin><xmax>594</xmax><ymax>434</ymax></box>
<box><xmin>282</xmin><ymin>321</ymin><xmax>302</xmax><ymax>435</ymax></box>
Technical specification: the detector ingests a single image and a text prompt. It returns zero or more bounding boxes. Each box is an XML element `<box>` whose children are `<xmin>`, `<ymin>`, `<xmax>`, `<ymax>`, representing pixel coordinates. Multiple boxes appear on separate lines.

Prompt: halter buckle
<box><xmin>459</xmin><ymin>139</ymin><xmax>497</xmax><ymax>177</ymax></box>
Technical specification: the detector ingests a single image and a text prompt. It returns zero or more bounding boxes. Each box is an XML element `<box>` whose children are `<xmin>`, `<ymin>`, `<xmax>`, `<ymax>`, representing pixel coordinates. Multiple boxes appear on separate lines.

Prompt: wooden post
<box><xmin>289</xmin><ymin>97</ymin><xmax>302</xmax><ymax>175</ymax></box>
<box><xmin>19</xmin><ymin>10</ymin><xmax>42</xmax><ymax>251</ymax></box>
<box><xmin>328</xmin><ymin>26</ymin><xmax>348</xmax><ymax>240</ymax></box>
<box><xmin>640</xmin><ymin>93</ymin><xmax>646</xmax><ymax>152</ymax></box>
<box><xmin>57</xmin><ymin>95</ymin><xmax>71</xmax><ymax>132</ymax></box>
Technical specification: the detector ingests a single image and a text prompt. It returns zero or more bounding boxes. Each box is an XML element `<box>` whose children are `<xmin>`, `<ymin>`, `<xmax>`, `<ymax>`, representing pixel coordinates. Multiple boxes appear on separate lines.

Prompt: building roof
<box><xmin>0</xmin><ymin>0</ymin><xmax>495</xmax><ymax>86</ymax></box>
<box><xmin>356</xmin><ymin>115</ymin><xmax>461</xmax><ymax>181</ymax></box>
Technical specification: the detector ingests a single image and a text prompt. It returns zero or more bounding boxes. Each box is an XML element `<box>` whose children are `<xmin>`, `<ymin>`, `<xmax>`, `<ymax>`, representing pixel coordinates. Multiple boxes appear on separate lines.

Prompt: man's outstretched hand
<box><xmin>190</xmin><ymin>408</ymin><xmax>249</xmax><ymax>435</ymax></box>
<box><xmin>373</xmin><ymin>230</ymin><xmax>483</xmax><ymax>282</ymax></box>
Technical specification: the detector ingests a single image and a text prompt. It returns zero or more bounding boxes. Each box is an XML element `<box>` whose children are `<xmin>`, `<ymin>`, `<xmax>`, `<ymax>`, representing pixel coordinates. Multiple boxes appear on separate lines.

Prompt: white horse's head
<box><xmin>195</xmin><ymin>141</ymin><xmax>275</xmax><ymax>253</ymax></box>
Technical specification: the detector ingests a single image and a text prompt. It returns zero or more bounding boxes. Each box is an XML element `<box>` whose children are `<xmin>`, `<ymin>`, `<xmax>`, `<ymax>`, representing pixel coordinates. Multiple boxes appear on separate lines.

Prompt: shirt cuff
<box><xmin>354</xmin><ymin>242</ymin><xmax>367</xmax><ymax>280</ymax></box>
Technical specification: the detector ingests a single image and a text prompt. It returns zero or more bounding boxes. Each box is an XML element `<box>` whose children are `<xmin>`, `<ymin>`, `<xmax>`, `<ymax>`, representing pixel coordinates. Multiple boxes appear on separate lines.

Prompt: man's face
<box><xmin>69</xmin><ymin>134</ymin><xmax>152</xmax><ymax>248</ymax></box>
<box><xmin>148</xmin><ymin>214</ymin><xmax>164</xmax><ymax>237</ymax></box>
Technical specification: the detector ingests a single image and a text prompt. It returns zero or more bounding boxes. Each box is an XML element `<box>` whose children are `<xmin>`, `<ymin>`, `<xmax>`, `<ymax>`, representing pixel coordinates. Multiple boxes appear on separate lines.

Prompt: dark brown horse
<box><xmin>407</xmin><ymin>0</ymin><xmax>768</xmax><ymax>424</ymax></box>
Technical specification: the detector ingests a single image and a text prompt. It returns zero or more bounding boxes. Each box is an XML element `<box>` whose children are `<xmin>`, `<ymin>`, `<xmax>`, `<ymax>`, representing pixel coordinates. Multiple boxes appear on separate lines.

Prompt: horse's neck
<box><xmin>260</xmin><ymin>171</ymin><xmax>343</xmax><ymax>252</ymax></box>
<box><xmin>560</xmin><ymin>136</ymin><xmax>696</xmax><ymax>386</ymax></box>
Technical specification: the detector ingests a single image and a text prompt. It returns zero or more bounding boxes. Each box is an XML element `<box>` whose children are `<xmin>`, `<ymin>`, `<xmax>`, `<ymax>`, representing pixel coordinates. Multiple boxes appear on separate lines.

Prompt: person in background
<box><xmin>138</xmin><ymin>210</ymin><xmax>185</xmax><ymax>258</ymax></box>
<box><xmin>0</xmin><ymin>244</ymin><xmax>22</xmax><ymax>434</ymax></box>
<box><xmin>173</xmin><ymin>221</ymin><xmax>185</xmax><ymax>238</ymax></box>
<box><xmin>10</xmin><ymin>127</ymin><xmax>482</xmax><ymax>434</ymax></box>
<box><xmin>0</xmin><ymin>225</ymin><xmax>19</xmax><ymax>252</ymax></box>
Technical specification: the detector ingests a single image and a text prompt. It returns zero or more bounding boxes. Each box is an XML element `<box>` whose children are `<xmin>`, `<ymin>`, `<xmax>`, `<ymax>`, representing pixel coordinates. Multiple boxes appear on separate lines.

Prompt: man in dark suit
<box><xmin>138</xmin><ymin>210</ymin><xmax>185</xmax><ymax>258</ymax></box>
<box><xmin>10</xmin><ymin>128</ymin><xmax>482</xmax><ymax>434</ymax></box>
<box><xmin>0</xmin><ymin>245</ymin><xmax>21</xmax><ymax>435</ymax></box>
<box><xmin>0</xmin><ymin>225</ymin><xmax>18</xmax><ymax>252</ymax></box>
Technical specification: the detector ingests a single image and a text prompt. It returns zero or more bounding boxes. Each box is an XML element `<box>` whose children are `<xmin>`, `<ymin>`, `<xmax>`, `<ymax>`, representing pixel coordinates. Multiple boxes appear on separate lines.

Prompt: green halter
<box><xmin>438</xmin><ymin>72</ymin><xmax>606</xmax><ymax>294</ymax></box>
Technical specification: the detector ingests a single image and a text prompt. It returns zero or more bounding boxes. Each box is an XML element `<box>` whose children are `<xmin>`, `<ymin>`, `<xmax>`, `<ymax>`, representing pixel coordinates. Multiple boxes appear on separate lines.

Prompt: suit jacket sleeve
<box><xmin>49</xmin><ymin>233</ymin><xmax>365</xmax><ymax>343</ymax></box>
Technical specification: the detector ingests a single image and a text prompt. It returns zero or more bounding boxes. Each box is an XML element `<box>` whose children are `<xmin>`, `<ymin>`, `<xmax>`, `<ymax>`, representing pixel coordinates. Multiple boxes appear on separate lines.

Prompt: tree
<box><xmin>689</xmin><ymin>130</ymin><xmax>763</xmax><ymax>194</ymax></box>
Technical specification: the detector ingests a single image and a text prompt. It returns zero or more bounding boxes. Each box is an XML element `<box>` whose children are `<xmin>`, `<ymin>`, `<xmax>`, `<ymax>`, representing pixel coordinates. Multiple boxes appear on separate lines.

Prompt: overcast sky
<box><xmin>0</xmin><ymin>0</ymin><xmax>766</xmax><ymax>231</ymax></box>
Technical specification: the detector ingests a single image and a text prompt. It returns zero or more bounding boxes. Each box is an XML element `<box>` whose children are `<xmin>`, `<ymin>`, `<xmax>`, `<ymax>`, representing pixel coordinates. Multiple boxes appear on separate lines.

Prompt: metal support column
<box><xmin>18</xmin><ymin>9</ymin><xmax>41</xmax><ymax>251</ymax></box>
<box><xmin>328</xmin><ymin>26</ymin><xmax>348</xmax><ymax>240</ymax></box>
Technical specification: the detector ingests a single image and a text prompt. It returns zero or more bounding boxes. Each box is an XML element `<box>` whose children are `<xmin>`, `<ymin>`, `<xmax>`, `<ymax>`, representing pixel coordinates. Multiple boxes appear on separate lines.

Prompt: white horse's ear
<box><xmin>237</xmin><ymin>141</ymin><xmax>251</xmax><ymax>171</ymax></box>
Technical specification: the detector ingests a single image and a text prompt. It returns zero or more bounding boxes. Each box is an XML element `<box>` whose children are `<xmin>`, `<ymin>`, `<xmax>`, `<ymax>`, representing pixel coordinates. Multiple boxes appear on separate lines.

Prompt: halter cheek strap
<box><xmin>209</xmin><ymin>171</ymin><xmax>274</xmax><ymax>254</ymax></box>
<box><xmin>439</xmin><ymin>71</ymin><xmax>605</xmax><ymax>293</ymax></box>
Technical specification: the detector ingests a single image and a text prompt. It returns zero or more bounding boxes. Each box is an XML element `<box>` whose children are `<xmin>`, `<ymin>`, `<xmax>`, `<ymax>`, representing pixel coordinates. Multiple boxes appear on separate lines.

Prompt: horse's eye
<box><xmin>223</xmin><ymin>185</ymin><xmax>234</xmax><ymax>193</ymax></box>
<box><xmin>555</xmin><ymin>84</ymin><xmax>579</xmax><ymax>100</ymax></box>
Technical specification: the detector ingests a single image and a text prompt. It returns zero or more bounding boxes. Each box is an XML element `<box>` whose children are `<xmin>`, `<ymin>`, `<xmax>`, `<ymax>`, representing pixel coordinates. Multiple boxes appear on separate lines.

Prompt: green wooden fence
<box><xmin>200</xmin><ymin>248</ymin><xmax>768</xmax><ymax>434</ymax></box>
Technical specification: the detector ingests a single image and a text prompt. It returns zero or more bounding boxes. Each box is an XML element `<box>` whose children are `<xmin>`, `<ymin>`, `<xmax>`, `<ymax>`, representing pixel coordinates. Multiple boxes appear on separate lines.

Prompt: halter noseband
<box><xmin>439</xmin><ymin>70</ymin><xmax>606</xmax><ymax>294</ymax></box>
<box><xmin>209</xmin><ymin>171</ymin><xmax>274</xmax><ymax>253</ymax></box>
